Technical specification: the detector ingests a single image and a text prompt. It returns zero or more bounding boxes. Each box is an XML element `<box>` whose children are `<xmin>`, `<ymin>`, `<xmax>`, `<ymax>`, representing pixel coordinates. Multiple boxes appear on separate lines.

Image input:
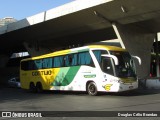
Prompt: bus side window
<box><xmin>71</xmin><ymin>54</ymin><xmax>78</xmax><ymax>66</ymax></box>
<box><xmin>22</xmin><ymin>60</ymin><xmax>37</xmax><ymax>70</ymax></box>
<box><xmin>21</xmin><ymin>61</ymin><xmax>29</xmax><ymax>70</ymax></box>
<box><xmin>28</xmin><ymin>60</ymin><xmax>37</xmax><ymax>70</ymax></box>
<box><xmin>69</xmin><ymin>55</ymin><xmax>73</xmax><ymax>64</ymax></box>
<box><xmin>78</xmin><ymin>51</ymin><xmax>94</xmax><ymax>66</ymax></box>
<box><xmin>64</xmin><ymin>55</ymin><xmax>70</xmax><ymax>67</ymax></box>
<box><xmin>101</xmin><ymin>57</ymin><xmax>114</xmax><ymax>76</ymax></box>
<box><xmin>93</xmin><ymin>50</ymin><xmax>108</xmax><ymax>63</ymax></box>
<box><xmin>93</xmin><ymin>50</ymin><xmax>101</xmax><ymax>63</ymax></box>
<box><xmin>43</xmin><ymin>58</ymin><xmax>52</xmax><ymax>69</ymax></box>
<box><xmin>53</xmin><ymin>56</ymin><xmax>64</xmax><ymax>67</ymax></box>
<box><xmin>34</xmin><ymin>60</ymin><xmax>42</xmax><ymax>69</ymax></box>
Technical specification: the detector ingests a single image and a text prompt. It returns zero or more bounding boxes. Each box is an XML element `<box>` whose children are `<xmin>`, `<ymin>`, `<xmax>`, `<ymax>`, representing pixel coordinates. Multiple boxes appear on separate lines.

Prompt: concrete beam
<box><xmin>23</xmin><ymin>42</ymin><xmax>51</xmax><ymax>57</ymax></box>
<box><xmin>113</xmin><ymin>23</ymin><xmax>155</xmax><ymax>79</ymax></box>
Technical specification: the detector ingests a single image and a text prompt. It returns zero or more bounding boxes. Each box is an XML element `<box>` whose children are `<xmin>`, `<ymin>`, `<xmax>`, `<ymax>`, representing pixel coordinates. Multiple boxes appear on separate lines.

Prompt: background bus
<box><xmin>20</xmin><ymin>45</ymin><xmax>138</xmax><ymax>95</ymax></box>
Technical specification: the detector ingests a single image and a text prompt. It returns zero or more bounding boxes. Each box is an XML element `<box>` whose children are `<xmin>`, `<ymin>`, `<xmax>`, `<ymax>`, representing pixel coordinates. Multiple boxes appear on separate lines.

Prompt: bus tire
<box><xmin>87</xmin><ymin>82</ymin><xmax>98</xmax><ymax>96</ymax></box>
<box><xmin>29</xmin><ymin>82</ymin><xmax>36</xmax><ymax>93</ymax></box>
<box><xmin>36</xmin><ymin>82</ymin><xmax>43</xmax><ymax>93</ymax></box>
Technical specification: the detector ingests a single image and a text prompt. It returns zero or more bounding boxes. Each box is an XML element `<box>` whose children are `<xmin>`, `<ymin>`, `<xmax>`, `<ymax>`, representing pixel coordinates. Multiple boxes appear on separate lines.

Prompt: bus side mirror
<box><xmin>101</xmin><ymin>54</ymin><xmax>119</xmax><ymax>65</ymax></box>
<box><xmin>132</xmin><ymin>56</ymin><xmax>141</xmax><ymax>65</ymax></box>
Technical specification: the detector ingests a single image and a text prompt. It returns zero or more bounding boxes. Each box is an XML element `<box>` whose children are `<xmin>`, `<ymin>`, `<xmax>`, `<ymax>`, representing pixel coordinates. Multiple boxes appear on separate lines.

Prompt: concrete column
<box><xmin>0</xmin><ymin>54</ymin><xmax>9</xmax><ymax>68</ymax></box>
<box><xmin>0</xmin><ymin>54</ymin><xmax>10</xmax><ymax>84</ymax></box>
<box><xmin>113</xmin><ymin>23</ymin><xmax>155</xmax><ymax>79</ymax></box>
<box><xmin>23</xmin><ymin>42</ymin><xmax>51</xmax><ymax>57</ymax></box>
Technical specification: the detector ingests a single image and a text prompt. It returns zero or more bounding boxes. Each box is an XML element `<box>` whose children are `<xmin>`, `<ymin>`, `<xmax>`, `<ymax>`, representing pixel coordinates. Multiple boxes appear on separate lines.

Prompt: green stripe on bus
<box><xmin>51</xmin><ymin>67</ymin><xmax>70</xmax><ymax>86</ymax></box>
<box><xmin>51</xmin><ymin>66</ymin><xmax>80</xmax><ymax>86</ymax></box>
<box><xmin>61</xmin><ymin>66</ymin><xmax>80</xmax><ymax>86</ymax></box>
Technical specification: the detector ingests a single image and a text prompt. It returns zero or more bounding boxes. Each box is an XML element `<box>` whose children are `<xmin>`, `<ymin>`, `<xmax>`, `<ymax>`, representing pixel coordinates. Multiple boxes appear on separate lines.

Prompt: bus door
<box><xmin>101</xmin><ymin>57</ymin><xmax>115</xmax><ymax>76</ymax></box>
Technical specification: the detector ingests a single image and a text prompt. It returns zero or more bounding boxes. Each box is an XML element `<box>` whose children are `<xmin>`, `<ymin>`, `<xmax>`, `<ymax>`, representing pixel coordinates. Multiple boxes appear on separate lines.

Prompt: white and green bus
<box><xmin>20</xmin><ymin>45</ymin><xmax>138</xmax><ymax>95</ymax></box>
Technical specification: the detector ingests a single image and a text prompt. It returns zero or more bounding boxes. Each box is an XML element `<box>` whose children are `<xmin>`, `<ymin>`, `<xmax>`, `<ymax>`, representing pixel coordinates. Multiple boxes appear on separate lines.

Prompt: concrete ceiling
<box><xmin>1</xmin><ymin>0</ymin><xmax>160</xmax><ymax>54</ymax></box>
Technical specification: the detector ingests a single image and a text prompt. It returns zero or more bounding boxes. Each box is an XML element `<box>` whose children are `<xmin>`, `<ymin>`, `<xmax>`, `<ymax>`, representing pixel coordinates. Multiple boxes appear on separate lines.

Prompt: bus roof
<box><xmin>89</xmin><ymin>45</ymin><xmax>126</xmax><ymax>51</ymax></box>
<box><xmin>21</xmin><ymin>45</ymin><xmax>126</xmax><ymax>62</ymax></box>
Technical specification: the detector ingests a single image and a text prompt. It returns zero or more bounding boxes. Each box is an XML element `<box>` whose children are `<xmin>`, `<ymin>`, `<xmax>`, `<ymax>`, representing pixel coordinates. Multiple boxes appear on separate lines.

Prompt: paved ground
<box><xmin>0</xmin><ymin>86</ymin><xmax>160</xmax><ymax>120</ymax></box>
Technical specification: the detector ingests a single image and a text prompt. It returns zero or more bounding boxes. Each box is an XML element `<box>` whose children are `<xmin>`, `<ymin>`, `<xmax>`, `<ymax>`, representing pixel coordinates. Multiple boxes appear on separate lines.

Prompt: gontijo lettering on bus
<box><xmin>32</xmin><ymin>70</ymin><xmax>52</xmax><ymax>76</ymax></box>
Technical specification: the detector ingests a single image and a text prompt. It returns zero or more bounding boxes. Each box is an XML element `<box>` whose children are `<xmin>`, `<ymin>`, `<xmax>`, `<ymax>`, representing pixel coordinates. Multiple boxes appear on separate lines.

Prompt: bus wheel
<box><xmin>87</xmin><ymin>82</ymin><xmax>98</xmax><ymax>96</ymax></box>
<box><xmin>29</xmin><ymin>83</ymin><xmax>36</xmax><ymax>93</ymax></box>
<box><xmin>36</xmin><ymin>82</ymin><xmax>43</xmax><ymax>93</ymax></box>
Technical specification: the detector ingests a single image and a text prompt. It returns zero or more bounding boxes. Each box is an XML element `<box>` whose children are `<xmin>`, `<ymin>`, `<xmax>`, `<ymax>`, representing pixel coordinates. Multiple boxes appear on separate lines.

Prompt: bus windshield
<box><xmin>110</xmin><ymin>51</ymin><xmax>136</xmax><ymax>78</ymax></box>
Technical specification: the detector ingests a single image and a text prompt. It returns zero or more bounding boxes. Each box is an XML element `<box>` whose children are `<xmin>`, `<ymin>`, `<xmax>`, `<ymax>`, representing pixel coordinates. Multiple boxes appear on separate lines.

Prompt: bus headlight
<box><xmin>118</xmin><ymin>80</ymin><xmax>124</xmax><ymax>84</ymax></box>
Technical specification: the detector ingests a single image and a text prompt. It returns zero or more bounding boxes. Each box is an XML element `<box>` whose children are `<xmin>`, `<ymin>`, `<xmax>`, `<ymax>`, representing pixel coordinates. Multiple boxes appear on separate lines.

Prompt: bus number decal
<box><xmin>104</xmin><ymin>84</ymin><xmax>113</xmax><ymax>91</ymax></box>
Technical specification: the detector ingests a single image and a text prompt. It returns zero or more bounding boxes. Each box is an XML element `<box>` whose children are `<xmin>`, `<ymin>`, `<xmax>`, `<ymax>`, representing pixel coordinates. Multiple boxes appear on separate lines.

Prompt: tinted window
<box><xmin>53</xmin><ymin>56</ymin><xmax>64</xmax><ymax>67</ymax></box>
<box><xmin>101</xmin><ymin>57</ymin><xmax>114</xmax><ymax>76</ymax></box>
<box><xmin>43</xmin><ymin>58</ymin><xmax>53</xmax><ymax>68</ymax></box>
<box><xmin>93</xmin><ymin>50</ymin><xmax>108</xmax><ymax>63</ymax></box>
<box><xmin>21</xmin><ymin>51</ymin><xmax>94</xmax><ymax>70</ymax></box>
<box><xmin>21</xmin><ymin>61</ymin><xmax>29</xmax><ymax>70</ymax></box>
<box><xmin>78</xmin><ymin>52</ymin><xmax>92</xmax><ymax>65</ymax></box>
